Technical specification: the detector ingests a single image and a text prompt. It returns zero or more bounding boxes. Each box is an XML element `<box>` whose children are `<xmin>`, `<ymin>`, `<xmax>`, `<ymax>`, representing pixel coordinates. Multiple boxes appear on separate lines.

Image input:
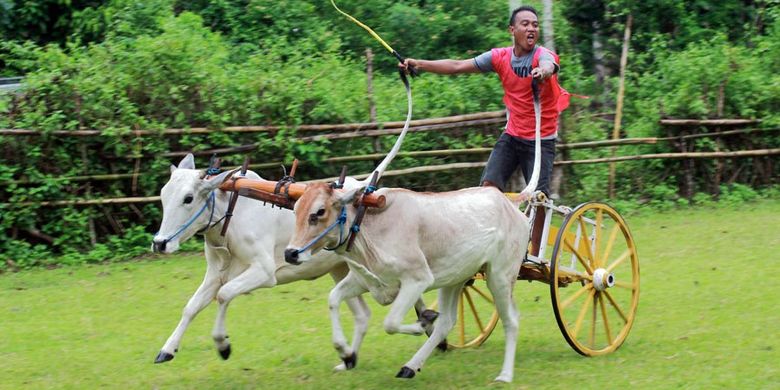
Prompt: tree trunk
<box><xmin>541</xmin><ymin>0</ymin><xmax>564</xmax><ymax>199</ymax></box>
<box><xmin>608</xmin><ymin>14</ymin><xmax>632</xmax><ymax>199</ymax></box>
<box><xmin>508</xmin><ymin>0</ymin><xmax>522</xmax><ymax>14</ymax></box>
<box><xmin>542</xmin><ymin>0</ymin><xmax>555</xmax><ymax>51</ymax></box>
<box><xmin>592</xmin><ymin>20</ymin><xmax>608</xmax><ymax>95</ymax></box>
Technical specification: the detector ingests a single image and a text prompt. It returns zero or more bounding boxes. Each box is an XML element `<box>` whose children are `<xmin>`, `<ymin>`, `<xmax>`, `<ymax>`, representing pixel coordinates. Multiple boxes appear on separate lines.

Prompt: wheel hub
<box><xmin>592</xmin><ymin>268</ymin><xmax>615</xmax><ymax>291</ymax></box>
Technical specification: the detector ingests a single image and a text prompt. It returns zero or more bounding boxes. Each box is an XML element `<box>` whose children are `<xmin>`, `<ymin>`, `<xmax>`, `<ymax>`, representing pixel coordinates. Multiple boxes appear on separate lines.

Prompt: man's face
<box><xmin>510</xmin><ymin>11</ymin><xmax>539</xmax><ymax>52</ymax></box>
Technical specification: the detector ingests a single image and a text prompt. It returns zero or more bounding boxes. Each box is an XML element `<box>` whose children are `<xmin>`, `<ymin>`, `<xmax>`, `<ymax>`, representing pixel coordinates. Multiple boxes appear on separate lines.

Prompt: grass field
<box><xmin>1</xmin><ymin>200</ymin><xmax>779</xmax><ymax>389</ymax></box>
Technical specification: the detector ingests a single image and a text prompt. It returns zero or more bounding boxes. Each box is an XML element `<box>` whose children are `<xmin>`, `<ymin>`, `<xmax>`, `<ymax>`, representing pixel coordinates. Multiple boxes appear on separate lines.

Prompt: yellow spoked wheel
<box><xmin>429</xmin><ymin>275</ymin><xmax>499</xmax><ymax>349</ymax></box>
<box><xmin>550</xmin><ymin>202</ymin><xmax>640</xmax><ymax>356</ymax></box>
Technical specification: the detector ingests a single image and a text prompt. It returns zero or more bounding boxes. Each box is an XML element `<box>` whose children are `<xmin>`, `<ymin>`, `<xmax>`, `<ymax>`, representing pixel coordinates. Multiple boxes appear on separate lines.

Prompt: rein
<box><xmin>294</xmin><ymin>206</ymin><xmax>349</xmax><ymax>255</ymax></box>
<box><xmin>156</xmin><ymin>191</ymin><xmax>222</xmax><ymax>245</ymax></box>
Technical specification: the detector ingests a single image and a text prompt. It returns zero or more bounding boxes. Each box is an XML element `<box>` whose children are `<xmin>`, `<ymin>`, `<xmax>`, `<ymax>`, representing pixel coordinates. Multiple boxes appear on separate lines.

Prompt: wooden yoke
<box><xmin>216</xmin><ymin>162</ymin><xmax>386</xmax><ymax>210</ymax></box>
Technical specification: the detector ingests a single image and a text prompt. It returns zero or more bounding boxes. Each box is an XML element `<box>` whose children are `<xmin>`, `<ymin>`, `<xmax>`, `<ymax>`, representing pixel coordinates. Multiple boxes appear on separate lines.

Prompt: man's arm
<box><xmin>400</xmin><ymin>58</ymin><xmax>481</xmax><ymax>75</ymax></box>
<box><xmin>531</xmin><ymin>51</ymin><xmax>559</xmax><ymax>80</ymax></box>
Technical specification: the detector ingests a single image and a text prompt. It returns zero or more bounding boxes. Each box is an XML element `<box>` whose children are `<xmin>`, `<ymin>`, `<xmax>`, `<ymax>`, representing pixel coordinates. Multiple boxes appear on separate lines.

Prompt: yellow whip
<box><xmin>328</xmin><ymin>0</ymin><xmax>414</xmax><ymax>192</ymax></box>
<box><xmin>329</xmin><ymin>0</ymin><xmax>419</xmax><ymax>79</ymax></box>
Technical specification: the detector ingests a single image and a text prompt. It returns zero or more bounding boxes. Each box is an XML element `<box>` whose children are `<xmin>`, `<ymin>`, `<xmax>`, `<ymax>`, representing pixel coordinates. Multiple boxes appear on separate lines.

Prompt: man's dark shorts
<box><xmin>480</xmin><ymin>133</ymin><xmax>556</xmax><ymax>195</ymax></box>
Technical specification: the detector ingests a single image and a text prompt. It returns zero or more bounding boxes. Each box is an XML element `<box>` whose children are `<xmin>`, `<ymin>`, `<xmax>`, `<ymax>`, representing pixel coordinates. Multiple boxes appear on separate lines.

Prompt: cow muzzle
<box><xmin>284</xmin><ymin>248</ymin><xmax>301</xmax><ymax>265</ymax></box>
<box><xmin>152</xmin><ymin>239</ymin><xmax>167</xmax><ymax>253</ymax></box>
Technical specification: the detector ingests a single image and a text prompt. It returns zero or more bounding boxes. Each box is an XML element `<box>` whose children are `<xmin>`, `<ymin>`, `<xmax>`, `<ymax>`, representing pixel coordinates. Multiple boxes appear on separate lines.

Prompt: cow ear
<box><xmin>334</xmin><ymin>186</ymin><xmax>364</xmax><ymax>205</ymax></box>
<box><xmin>202</xmin><ymin>169</ymin><xmax>237</xmax><ymax>191</ymax></box>
<box><xmin>178</xmin><ymin>153</ymin><xmax>196</xmax><ymax>170</ymax></box>
<box><xmin>170</xmin><ymin>164</ymin><xmax>177</xmax><ymax>175</ymax></box>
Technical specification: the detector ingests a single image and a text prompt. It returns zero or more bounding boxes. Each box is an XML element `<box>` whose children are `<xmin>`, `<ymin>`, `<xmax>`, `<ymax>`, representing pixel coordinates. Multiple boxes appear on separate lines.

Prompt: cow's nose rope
<box><xmin>295</xmin><ymin>206</ymin><xmax>348</xmax><ymax>255</ymax></box>
<box><xmin>155</xmin><ymin>191</ymin><xmax>219</xmax><ymax>245</ymax></box>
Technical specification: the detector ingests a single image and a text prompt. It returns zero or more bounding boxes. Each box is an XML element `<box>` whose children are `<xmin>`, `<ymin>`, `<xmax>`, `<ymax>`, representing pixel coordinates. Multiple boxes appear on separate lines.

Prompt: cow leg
<box><xmin>396</xmin><ymin>284</ymin><xmax>461</xmax><ymax>378</ymax></box>
<box><xmin>486</xmin><ymin>263</ymin><xmax>520</xmax><ymax>383</ymax></box>
<box><xmin>212</xmin><ymin>265</ymin><xmax>276</xmax><ymax>359</ymax></box>
<box><xmin>382</xmin><ymin>275</ymin><xmax>433</xmax><ymax>336</ymax></box>
<box><xmin>413</xmin><ymin>298</ymin><xmax>433</xmax><ymax>335</ymax></box>
<box><xmin>155</xmin><ymin>264</ymin><xmax>221</xmax><ymax>363</ymax></box>
<box><xmin>328</xmin><ymin>272</ymin><xmax>368</xmax><ymax>368</ymax></box>
<box><xmin>329</xmin><ymin>267</ymin><xmax>371</xmax><ymax>371</ymax></box>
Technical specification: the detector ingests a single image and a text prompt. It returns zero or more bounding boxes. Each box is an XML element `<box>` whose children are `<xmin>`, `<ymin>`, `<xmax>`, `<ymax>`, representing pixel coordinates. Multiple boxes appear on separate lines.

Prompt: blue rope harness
<box><xmin>294</xmin><ymin>206</ymin><xmax>349</xmax><ymax>254</ymax></box>
<box><xmin>294</xmin><ymin>183</ymin><xmax>379</xmax><ymax>255</ymax></box>
<box><xmin>156</xmin><ymin>191</ymin><xmax>218</xmax><ymax>244</ymax></box>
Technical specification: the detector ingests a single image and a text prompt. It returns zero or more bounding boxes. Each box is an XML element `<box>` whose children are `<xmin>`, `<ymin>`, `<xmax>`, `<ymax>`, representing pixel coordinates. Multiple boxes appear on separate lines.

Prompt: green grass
<box><xmin>1</xmin><ymin>200</ymin><xmax>779</xmax><ymax>389</ymax></box>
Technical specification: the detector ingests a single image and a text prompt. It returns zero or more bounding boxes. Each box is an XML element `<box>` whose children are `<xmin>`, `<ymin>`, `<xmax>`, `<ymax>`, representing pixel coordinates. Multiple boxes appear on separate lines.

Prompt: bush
<box><xmin>1</xmin><ymin>1</ymin><xmax>777</xmax><ymax>269</ymax></box>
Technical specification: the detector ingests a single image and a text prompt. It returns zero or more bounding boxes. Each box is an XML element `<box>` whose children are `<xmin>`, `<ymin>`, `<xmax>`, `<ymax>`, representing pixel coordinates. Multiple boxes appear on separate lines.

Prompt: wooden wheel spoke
<box><xmin>577</xmin><ymin>217</ymin><xmax>596</xmax><ymax>266</ymax></box>
<box><xmin>602</xmin><ymin>224</ymin><xmax>620</xmax><ymax>268</ymax></box>
<box><xmin>458</xmin><ymin>294</ymin><xmax>465</xmax><ymax>345</ymax></box>
<box><xmin>606</xmin><ymin>249</ymin><xmax>631</xmax><ymax>273</ymax></box>
<box><xmin>614</xmin><ymin>280</ymin><xmax>635</xmax><ymax>290</ymax></box>
<box><xmin>564</xmin><ymin>236</ymin><xmax>595</xmax><ymax>275</ymax></box>
<box><xmin>572</xmin><ymin>288</ymin><xmax>596</xmax><ymax>338</ymax></box>
<box><xmin>463</xmin><ymin>289</ymin><xmax>485</xmax><ymax>331</ymax></box>
<box><xmin>561</xmin><ymin>283</ymin><xmax>593</xmax><ymax>310</ymax></box>
<box><xmin>603</xmin><ymin>290</ymin><xmax>628</xmax><ymax>323</ymax></box>
<box><xmin>590</xmin><ymin>293</ymin><xmax>598</xmax><ymax>347</ymax></box>
<box><xmin>468</xmin><ymin>285</ymin><xmax>494</xmax><ymax>304</ymax></box>
<box><xmin>594</xmin><ymin>210</ymin><xmax>603</xmax><ymax>267</ymax></box>
<box><xmin>599</xmin><ymin>293</ymin><xmax>613</xmax><ymax>344</ymax></box>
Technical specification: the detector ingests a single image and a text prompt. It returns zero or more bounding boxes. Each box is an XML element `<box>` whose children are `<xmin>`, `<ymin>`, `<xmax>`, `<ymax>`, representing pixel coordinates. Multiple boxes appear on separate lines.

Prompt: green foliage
<box><xmin>1</xmin><ymin>1</ymin><xmax>778</xmax><ymax>267</ymax></box>
<box><xmin>719</xmin><ymin>183</ymin><xmax>760</xmax><ymax>206</ymax></box>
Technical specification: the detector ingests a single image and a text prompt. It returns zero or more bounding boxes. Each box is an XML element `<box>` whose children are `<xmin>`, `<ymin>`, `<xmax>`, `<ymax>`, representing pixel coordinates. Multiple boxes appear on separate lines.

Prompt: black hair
<box><xmin>509</xmin><ymin>6</ymin><xmax>538</xmax><ymax>26</ymax></box>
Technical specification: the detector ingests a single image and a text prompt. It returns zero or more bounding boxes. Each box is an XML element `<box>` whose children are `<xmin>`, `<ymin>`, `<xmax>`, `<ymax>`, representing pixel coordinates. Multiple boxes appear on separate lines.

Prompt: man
<box><xmin>400</xmin><ymin>6</ymin><xmax>569</xmax><ymax>257</ymax></box>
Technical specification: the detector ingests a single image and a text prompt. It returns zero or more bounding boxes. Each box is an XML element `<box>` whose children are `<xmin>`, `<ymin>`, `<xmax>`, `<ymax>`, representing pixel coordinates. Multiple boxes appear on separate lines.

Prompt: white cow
<box><xmin>151</xmin><ymin>154</ymin><xmax>376</xmax><ymax>370</ymax></box>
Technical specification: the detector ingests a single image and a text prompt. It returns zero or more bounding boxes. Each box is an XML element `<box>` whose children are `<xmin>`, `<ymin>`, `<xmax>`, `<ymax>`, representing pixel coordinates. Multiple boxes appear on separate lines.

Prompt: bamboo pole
<box><xmin>0</xmin><ymin>111</ymin><xmax>507</xmax><ymax>137</ymax></box>
<box><xmin>162</xmin><ymin>118</ymin><xmax>506</xmax><ymax>158</ymax></box>
<box><xmin>608</xmin><ymin>14</ymin><xmax>632</xmax><ymax>199</ymax></box>
<box><xmin>0</xmin><ymin>113</ymin><xmax>764</xmax><ymax>138</ymax></box>
<box><xmin>660</xmin><ymin>118</ymin><xmax>760</xmax><ymax>126</ymax></box>
<box><xmin>555</xmin><ymin>148</ymin><xmax>780</xmax><ymax>166</ymax></box>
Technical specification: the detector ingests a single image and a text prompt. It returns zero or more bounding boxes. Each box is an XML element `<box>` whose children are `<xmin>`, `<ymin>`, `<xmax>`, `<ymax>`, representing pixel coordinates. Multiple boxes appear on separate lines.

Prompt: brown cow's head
<box><xmin>284</xmin><ymin>182</ymin><xmax>364</xmax><ymax>264</ymax></box>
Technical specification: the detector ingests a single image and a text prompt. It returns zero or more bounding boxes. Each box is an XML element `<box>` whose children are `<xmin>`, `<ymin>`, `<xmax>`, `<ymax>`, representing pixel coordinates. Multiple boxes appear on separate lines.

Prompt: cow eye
<box><xmin>183</xmin><ymin>195</ymin><xmax>194</xmax><ymax>204</ymax></box>
<box><xmin>316</xmin><ymin>208</ymin><xmax>326</xmax><ymax>216</ymax></box>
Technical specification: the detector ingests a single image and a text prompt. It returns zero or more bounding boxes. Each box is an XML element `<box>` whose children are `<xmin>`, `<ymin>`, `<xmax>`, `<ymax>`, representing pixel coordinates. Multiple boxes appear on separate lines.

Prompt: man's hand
<box><xmin>531</xmin><ymin>61</ymin><xmax>555</xmax><ymax>80</ymax></box>
<box><xmin>399</xmin><ymin>58</ymin><xmax>420</xmax><ymax>75</ymax></box>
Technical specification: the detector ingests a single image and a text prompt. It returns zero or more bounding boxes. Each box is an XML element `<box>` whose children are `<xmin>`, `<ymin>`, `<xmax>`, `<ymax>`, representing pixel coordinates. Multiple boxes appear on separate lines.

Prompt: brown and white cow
<box><xmin>282</xmin><ymin>75</ymin><xmax>543</xmax><ymax>383</ymax></box>
<box><xmin>284</xmin><ymin>183</ymin><xmax>530</xmax><ymax>382</ymax></box>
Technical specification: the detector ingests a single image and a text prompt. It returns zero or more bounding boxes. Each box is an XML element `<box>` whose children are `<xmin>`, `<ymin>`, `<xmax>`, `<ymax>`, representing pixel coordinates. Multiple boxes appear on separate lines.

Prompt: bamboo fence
<box><xmin>2</xmin><ymin>111</ymin><xmax>777</xmax><ymax>206</ymax></box>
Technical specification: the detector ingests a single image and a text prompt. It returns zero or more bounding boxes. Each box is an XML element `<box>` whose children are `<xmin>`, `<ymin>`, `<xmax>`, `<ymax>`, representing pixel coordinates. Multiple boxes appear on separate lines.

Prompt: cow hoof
<box><xmin>419</xmin><ymin>309</ymin><xmax>439</xmax><ymax>327</ymax></box>
<box><xmin>436</xmin><ymin>339</ymin><xmax>448</xmax><ymax>352</ymax></box>
<box><xmin>343</xmin><ymin>352</ymin><xmax>357</xmax><ymax>370</ymax></box>
<box><xmin>154</xmin><ymin>351</ymin><xmax>174</xmax><ymax>364</ymax></box>
<box><xmin>218</xmin><ymin>345</ymin><xmax>231</xmax><ymax>360</ymax></box>
<box><xmin>395</xmin><ymin>366</ymin><xmax>416</xmax><ymax>379</ymax></box>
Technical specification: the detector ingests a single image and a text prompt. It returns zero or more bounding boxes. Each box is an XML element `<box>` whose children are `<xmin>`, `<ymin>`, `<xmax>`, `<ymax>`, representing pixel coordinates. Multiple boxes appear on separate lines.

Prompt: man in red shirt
<box><xmin>400</xmin><ymin>6</ymin><xmax>568</xmax><ymax>257</ymax></box>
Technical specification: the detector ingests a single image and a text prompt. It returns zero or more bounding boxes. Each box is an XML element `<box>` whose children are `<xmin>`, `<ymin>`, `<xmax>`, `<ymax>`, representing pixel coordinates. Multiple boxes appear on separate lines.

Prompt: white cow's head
<box><xmin>284</xmin><ymin>182</ymin><xmax>364</xmax><ymax>264</ymax></box>
<box><xmin>151</xmin><ymin>154</ymin><xmax>233</xmax><ymax>253</ymax></box>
